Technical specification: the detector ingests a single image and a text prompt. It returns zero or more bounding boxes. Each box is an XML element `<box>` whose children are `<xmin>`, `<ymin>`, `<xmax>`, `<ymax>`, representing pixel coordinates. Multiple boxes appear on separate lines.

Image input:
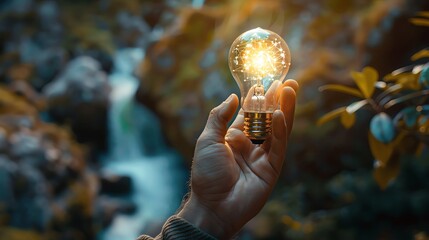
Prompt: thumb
<box><xmin>197</xmin><ymin>94</ymin><xmax>239</xmax><ymax>147</ymax></box>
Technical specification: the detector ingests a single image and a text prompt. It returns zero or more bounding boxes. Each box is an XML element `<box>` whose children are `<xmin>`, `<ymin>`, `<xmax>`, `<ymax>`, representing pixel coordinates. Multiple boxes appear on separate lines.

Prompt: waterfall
<box><xmin>99</xmin><ymin>48</ymin><xmax>187</xmax><ymax>240</ymax></box>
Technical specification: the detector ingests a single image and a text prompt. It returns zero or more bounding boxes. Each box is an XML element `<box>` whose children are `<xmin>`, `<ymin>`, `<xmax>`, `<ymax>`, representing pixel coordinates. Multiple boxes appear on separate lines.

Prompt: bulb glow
<box><xmin>228</xmin><ymin>27</ymin><xmax>291</xmax><ymax>144</ymax></box>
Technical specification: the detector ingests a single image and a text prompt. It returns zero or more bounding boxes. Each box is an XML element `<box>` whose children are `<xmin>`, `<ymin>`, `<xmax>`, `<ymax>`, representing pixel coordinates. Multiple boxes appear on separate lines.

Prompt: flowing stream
<box><xmin>99</xmin><ymin>48</ymin><xmax>187</xmax><ymax>240</ymax></box>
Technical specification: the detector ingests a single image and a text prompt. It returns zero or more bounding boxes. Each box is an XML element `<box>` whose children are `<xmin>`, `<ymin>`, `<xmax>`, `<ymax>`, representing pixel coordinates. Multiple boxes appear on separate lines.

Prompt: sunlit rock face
<box><xmin>42</xmin><ymin>56</ymin><xmax>111</xmax><ymax>152</ymax></box>
<box><xmin>135</xmin><ymin>10</ymin><xmax>238</xmax><ymax>162</ymax></box>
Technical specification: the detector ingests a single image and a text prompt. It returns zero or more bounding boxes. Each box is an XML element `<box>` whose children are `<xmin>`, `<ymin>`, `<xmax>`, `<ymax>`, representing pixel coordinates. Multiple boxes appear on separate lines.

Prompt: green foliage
<box><xmin>318</xmin><ymin>16</ymin><xmax>429</xmax><ymax>189</ymax></box>
<box><xmin>410</xmin><ymin>11</ymin><xmax>429</xmax><ymax>27</ymax></box>
<box><xmin>0</xmin><ymin>227</ymin><xmax>43</xmax><ymax>240</ymax></box>
<box><xmin>319</xmin><ymin>84</ymin><xmax>364</xmax><ymax>98</ymax></box>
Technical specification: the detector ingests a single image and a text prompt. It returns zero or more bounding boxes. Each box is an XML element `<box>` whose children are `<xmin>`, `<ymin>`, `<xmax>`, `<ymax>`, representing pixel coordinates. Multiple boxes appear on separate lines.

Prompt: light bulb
<box><xmin>228</xmin><ymin>27</ymin><xmax>291</xmax><ymax>144</ymax></box>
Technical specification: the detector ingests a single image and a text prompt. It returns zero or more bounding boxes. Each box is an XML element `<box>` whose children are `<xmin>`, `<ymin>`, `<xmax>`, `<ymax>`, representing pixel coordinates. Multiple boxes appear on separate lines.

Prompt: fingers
<box><xmin>267</xmin><ymin>110</ymin><xmax>288</xmax><ymax>174</ymax></box>
<box><xmin>232</xmin><ymin>79</ymin><xmax>298</xmax><ymax>133</ymax></box>
<box><xmin>275</xmin><ymin>79</ymin><xmax>298</xmax><ymax>103</ymax></box>
<box><xmin>230</xmin><ymin>108</ymin><xmax>244</xmax><ymax>131</ymax></box>
<box><xmin>283</xmin><ymin>79</ymin><xmax>299</xmax><ymax>92</ymax></box>
<box><xmin>280</xmin><ymin>86</ymin><xmax>297</xmax><ymax>137</ymax></box>
<box><xmin>265</xmin><ymin>80</ymin><xmax>281</xmax><ymax>106</ymax></box>
<box><xmin>242</xmin><ymin>85</ymin><xmax>255</xmax><ymax>110</ymax></box>
<box><xmin>197</xmin><ymin>94</ymin><xmax>239</xmax><ymax>147</ymax></box>
<box><xmin>261</xmin><ymin>79</ymin><xmax>297</xmax><ymax>157</ymax></box>
<box><xmin>263</xmin><ymin>80</ymin><xmax>297</xmax><ymax>175</ymax></box>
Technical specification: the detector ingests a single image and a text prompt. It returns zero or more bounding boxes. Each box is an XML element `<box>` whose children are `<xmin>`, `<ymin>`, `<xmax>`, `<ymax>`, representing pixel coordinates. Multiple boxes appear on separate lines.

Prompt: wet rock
<box><xmin>100</xmin><ymin>174</ymin><xmax>132</xmax><ymax>196</ymax></box>
<box><xmin>9</xmin><ymin>131</ymin><xmax>42</xmax><ymax>159</ymax></box>
<box><xmin>96</xmin><ymin>196</ymin><xmax>137</xmax><ymax>228</ymax></box>
<box><xmin>43</xmin><ymin>56</ymin><xmax>110</xmax><ymax>152</ymax></box>
<box><xmin>0</xmin><ymin>156</ymin><xmax>17</xmax><ymax>208</ymax></box>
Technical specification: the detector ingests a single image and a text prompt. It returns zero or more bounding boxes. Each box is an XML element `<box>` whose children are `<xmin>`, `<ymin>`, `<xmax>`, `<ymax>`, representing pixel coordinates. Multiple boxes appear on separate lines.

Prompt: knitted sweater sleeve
<box><xmin>136</xmin><ymin>215</ymin><xmax>217</xmax><ymax>240</ymax></box>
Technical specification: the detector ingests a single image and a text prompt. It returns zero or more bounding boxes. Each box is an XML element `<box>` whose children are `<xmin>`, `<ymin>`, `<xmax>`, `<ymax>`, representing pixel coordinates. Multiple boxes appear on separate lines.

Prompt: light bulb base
<box><xmin>244</xmin><ymin>112</ymin><xmax>273</xmax><ymax>144</ymax></box>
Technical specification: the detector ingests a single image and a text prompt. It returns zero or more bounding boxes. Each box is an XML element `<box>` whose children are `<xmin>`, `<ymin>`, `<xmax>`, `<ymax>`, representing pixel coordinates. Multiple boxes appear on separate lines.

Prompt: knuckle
<box><xmin>210</xmin><ymin>108</ymin><xmax>217</xmax><ymax>116</ymax></box>
<box><xmin>209</xmin><ymin>106</ymin><xmax>225</xmax><ymax>124</ymax></box>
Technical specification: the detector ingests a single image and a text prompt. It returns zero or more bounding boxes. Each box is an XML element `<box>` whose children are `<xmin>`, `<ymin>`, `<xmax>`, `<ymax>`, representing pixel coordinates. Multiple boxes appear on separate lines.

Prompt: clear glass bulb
<box><xmin>228</xmin><ymin>27</ymin><xmax>291</xmax><ymax>144</ymax></box>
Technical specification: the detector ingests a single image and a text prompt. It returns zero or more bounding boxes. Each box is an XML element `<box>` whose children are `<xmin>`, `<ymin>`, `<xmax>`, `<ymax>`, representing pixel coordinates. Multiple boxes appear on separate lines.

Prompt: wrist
<box><xmin>177</xmin><ymin>194</ymin><xmax>233</xmax><ymax>239</ymax></box>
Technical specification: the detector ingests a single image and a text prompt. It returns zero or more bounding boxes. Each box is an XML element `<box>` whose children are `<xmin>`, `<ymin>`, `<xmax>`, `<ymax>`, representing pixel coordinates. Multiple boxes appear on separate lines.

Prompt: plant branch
<box><xmin>384</xmin><ymin>90</ymin><xmax>429</xmax><ymax>109</ymax></box>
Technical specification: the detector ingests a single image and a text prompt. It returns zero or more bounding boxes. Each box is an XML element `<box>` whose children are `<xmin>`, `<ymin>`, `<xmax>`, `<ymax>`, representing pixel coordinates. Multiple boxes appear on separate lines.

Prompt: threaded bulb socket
<box><xmin>243</xmin><ymin>112</ymin><xmax>273</xmax><ymax>144</ymax></box>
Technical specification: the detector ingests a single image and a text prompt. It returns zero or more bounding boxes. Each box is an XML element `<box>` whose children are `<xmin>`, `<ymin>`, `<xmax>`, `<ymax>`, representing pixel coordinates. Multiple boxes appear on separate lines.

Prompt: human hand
<box><xmin>178</xmin><ymin>79</ymin><xmax>298</xmax><ymax>239</ymax></box>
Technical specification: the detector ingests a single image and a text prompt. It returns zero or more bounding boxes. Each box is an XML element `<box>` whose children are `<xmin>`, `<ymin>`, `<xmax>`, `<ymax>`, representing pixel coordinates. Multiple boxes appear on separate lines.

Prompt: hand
<box><xmin>178</xmin><ymin>79</ymin><xmax>298</xmax><ymax>239</ymax></box>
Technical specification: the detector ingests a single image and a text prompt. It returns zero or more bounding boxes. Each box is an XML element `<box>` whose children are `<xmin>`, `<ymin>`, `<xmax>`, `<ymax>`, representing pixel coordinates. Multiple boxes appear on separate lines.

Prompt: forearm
<box><xmin>177</xmin><ymin>194</ymin><xmax>234</xmax><ymax>240</ymax></box>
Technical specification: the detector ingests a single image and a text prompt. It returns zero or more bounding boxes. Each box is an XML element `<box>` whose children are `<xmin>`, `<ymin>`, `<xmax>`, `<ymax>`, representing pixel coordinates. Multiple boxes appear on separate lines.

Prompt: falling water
<box><xmin>99</xmin><ymin>48</ymin><xmax>187</xmax><ymax>240</ymax></box>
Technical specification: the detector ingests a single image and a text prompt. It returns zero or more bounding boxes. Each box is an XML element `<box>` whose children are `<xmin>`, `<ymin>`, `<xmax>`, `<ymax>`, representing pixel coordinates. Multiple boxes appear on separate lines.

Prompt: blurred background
<box><xmin>1</xmin><ymin>0</ymin><xmax>429</xmax><ymax>239</ymax></box>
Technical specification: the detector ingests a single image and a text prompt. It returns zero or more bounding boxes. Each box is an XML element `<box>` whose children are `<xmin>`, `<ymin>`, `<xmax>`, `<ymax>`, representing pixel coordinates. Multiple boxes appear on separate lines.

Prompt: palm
<box><xmin>191</xmin><ymin>118</ymin><xmax>284</xmax><ymax>234</ymax></box>
<box><xmin>180</xmin><ymin>80</ymin><xmax>298</xmax><ymax>239</ymax></box>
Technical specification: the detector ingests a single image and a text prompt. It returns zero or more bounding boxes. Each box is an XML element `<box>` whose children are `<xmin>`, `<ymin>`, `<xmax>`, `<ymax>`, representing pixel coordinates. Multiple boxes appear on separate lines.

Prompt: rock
<box><xmin>99</xmin><ymin>174</ymin><xmax>132</xmax><ymax>195</ymax></box>
<box><xmin>43</xmin><ymin>56</ymin><xmax>108</xmax><ymax>98</ymax></box>
<box><xmin>42</xmin><ymin>56</ymin><xmax>110</xmax><ymax>151</ymax></box>
<box><xmin>9</xmin><ymin>131</ymin><xmax>42</xmax><ymax>160</ymax></box>
<box><xmin>10</xmin><ymin>163</ymin><xmax>50</xmax><ymax>230</ymax></box>
<box><xmin>0</xmin><ymin>156</ymin><xmax>17</xmax><ymax>208</ymax></box>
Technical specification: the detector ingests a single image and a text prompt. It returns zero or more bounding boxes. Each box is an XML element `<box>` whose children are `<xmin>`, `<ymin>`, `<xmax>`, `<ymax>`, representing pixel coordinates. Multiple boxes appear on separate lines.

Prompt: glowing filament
<box><xmin>232</xmin><ymin>37</ymin><xmax>288</xmax><ymax>83</ymax></box>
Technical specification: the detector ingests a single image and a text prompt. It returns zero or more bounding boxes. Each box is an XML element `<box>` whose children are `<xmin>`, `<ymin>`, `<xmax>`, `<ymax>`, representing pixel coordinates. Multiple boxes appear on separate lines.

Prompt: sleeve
<box><xmin>136</xmin><ymin>215</ymin><xmax>217</xmax><ymax>240</ymax></box>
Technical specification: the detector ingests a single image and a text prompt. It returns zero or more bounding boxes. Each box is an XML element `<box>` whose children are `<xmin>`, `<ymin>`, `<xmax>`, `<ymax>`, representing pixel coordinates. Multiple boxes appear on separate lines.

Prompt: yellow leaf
<box><xmin>317</xmin><ymin>107</ymin><xmax>345</xmax><ymax>126</ymax></box>
<box><xmin>396</xmin><ymin>75</ymin><xmax>420</xmax><ymax>90</ymax></box>
<box><xmin>415</xmin><ymin>142</ymin><xmax>425</xmax><ymax>157</ymax></box>
<box><xmin>319</xmin><ymin>84</ymin><xmax>364</xmax><ymax>98</ymax></box>
<box><xmin>340</xmin><ymin>111</ymin><xmax>355</xmax><ymax>129</ymax></box>
<box><xmin>368</xmin><ymin>132</ymin><xmax>394</xmax><ymax>166</ymax></box>
<box><xmin>351</xmin><ymin>66</ymin><xmax>378</xmax><ymax>98</ymax></box>
<box><xmin>383</xmin><ymin>73</ymin><xmax>398</xmax><ymax>81</ymax></box>
<box><xmin>373</xmin><ymin>155</ymin><xmax>400</xmax><ymax>190</ymax></box>
<box><xmin>416</xmin><ymin>11</ymin><xmax>429</xmax><ymax>18</ymax></box>
<box><xmin>411</xmin><ymin>49</ymin><xmax>429</xmax><ymax>61</ymax></box>
<box><xmin>410</xmin><ymin>18</ymin><xmax>429</xmax><ymax>27</ymax></box>
<box><xmin>363</xmin><ymin>66</ymin><xmax>379</xmax><ymax>84</ymax></box>
<box><xmin>0</xmin><ymin>227</ymin><xmax>43</xmax><ymax>240</ymax></box>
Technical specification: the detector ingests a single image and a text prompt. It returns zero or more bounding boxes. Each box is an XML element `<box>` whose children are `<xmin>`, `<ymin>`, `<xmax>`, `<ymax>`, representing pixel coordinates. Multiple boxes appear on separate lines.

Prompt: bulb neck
<box><xmin>243</xmin><ymin>112</ymin><xmax>273</xmax><ymax>144</ymax></box>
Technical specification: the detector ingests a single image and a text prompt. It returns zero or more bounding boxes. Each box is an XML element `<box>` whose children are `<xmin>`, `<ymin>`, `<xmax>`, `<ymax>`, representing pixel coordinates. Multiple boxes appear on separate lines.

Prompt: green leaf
<box><xmin>368</xmin><ymin>132</ymin><xmax>394</xmax><ymax>166</ymax></box>
<box><xmin>351</xmin><ymin>66</ymin><xmax>378</xmax><ymax>98</ymax></box>
<box><xmin>340</xmin><ymin>110</ymin><xmax>355</xmax><ymax>129</ymax></box>
<box><xmin>317</xmin><ymin>107</ymin><xmax>346</xmax><ymax>126</ymax></box>
<box><xmin>411</xmin><ymin>49</ymin><xmax>429</xmax><ymax>61</ymax></box>
<box><xmin>319</xmin><ymin>84</ymin><xmax>364</xmax><ymax>98</ymax></box>
<box><xmin>400</xmin><ymin>107</ymin><xmax>419</xmax><ymax>127</ymax></box>
<box><xmin>370</xmin><ymin>113</ymin><xmax>396</xmax><ymax>144</ymax></box>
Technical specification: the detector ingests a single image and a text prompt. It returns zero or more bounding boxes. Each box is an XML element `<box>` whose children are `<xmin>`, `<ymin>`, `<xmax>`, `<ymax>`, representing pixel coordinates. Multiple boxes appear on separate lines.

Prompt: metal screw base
<box><xmin>244</xmin><ymin>112</ymin><xmax>273</xmax><ymax>144</ymax></box>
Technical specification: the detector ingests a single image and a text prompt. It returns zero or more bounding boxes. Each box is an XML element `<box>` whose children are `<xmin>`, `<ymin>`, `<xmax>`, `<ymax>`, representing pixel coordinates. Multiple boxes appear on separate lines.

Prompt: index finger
<box><xmin>229</xmin><ymin>108</ymin><xmax>244</xmax><ymax>131</ymax></box>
